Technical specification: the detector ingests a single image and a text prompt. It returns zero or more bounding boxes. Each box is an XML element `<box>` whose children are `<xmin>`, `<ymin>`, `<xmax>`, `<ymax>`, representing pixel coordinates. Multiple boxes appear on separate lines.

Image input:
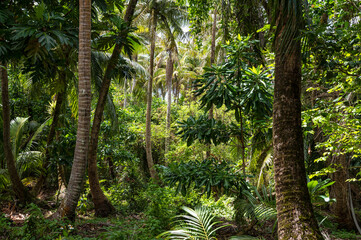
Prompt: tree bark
<box><xmin>329</xmin><ymin>154</ymin><xmax>355</xmax><ymax>230</ymax></box>
<box><xmin>55</xmin><ymin>0</ymin><xmax>92</xmax><ymax>220</ymax></box>
<box><xmin>1</xmin><ymin>62</ymin><xmax>32</xmax><ymax>204</ymax></box>
<box><xmin>273</xmin><ymin>2</ymin><xmax>323</xmax><ymax>238</ymax></box>
<box><xmin>87</xmin><ymin>0</ymin><xmax>138</xmax><ymax>217</ymax></box>
<box><xmin>165</xmin><ymin>50</ymin><xmax>174</xmax><ymax>163</ymax></box>
<box><xmin>145</xmin><ymin>7</ymin><xmax>159</xmax><ymax>180</ymax></box>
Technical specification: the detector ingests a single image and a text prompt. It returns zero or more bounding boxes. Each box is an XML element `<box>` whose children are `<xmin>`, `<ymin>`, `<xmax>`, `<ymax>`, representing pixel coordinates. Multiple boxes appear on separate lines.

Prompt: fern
<box><xmin>158</xmin><ymin>206</ymin><xmax>227</xmax><ymax>240</ymax></box>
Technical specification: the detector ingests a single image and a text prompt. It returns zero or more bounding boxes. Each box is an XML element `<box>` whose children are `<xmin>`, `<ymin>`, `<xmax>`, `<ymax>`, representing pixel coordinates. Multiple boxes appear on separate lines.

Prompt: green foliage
<box><xmin>100</xmin><ymin>218</ymin><xmax>156</xmax><ymax>240</ymax></box>
<box><xmin>94</xmin><ymin>14</ymin><xmax>140</xmax><ymax>58</ymax></box>
<box><xmin>158</xmin><ymin>206</ymin><xmax>226</xmax><ymax>240</ymax></box>
<box><xmin>162</xmin><ymin>158</ymin><xmax>247</xmax><ymax>197</ymax></box>
<box><xmin>176</xmin><ymin>115</ymin><xmax>230</xmax><ymax>146</ymax></box>
<box><xmin>9</xmin><ymin>204</ymin><xmax>75</xmax><ymax>240</ymax></box>
<box><xmin>235</xmin><ymin>185</ymin><xmax>277</xmax><ymax>224</ymax></box>
<box><xmin>307</xmin><ymin>178</ymin><xmax>335</xmax><ymax>206</ymax></box>
<box><xmin>0</xmin><ymin>213</ymin><xmax>12</xmax><ymax>239</ymax></box>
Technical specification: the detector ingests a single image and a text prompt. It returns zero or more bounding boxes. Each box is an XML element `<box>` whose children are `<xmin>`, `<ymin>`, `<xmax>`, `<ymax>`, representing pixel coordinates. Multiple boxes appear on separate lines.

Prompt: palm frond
<box><xmin>0</xmin><ymin>169</ymin><xmax>10</xmax><ymax>191</ymax></box>
<box><xmin>17</xmin><ymin>151</ymin><xmax>43</xmax><ymax>178</ymax></box>
<box><xmin>24</xmin><ymin>118</ymin><xmax>50</xmax><ymax>152</ymax></box>
<box><xmin>10</xmin><ymin>117</ymin><xmax>29</xmax><ymax>159</ymax></box>
<box><xmin>158</xmin><ymin>206</ymin><xmax>227</xmax><ymax>240</ymax></box>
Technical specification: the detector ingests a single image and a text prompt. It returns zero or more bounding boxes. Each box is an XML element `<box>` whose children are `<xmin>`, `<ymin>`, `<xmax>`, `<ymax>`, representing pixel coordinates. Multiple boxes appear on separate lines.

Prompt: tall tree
<box><xmin>88</xmin><ymin>0</ymin><xmax>138</xmax><ymax>217</ymax></box>
<box><xmin>1</xmin><ymin>62</ymin><xmax>32</xmax><ymax>204</ymax></box>
<box><xmin>145</xmin><ymin>5</ymin><xmax>158</xmax><ymax>180</ymax></box>
<box><xmin>206</xmin><ymin>7</ymin><xmax>217</xmax><ymax>159</ymax></box>
<box><xmin>272</xmin><ymin>0</ymin><xmax>323</xmax><ymax>239</ymax></box>
<box><xmin>56</xmin><ymin>0</ymin><xmax>92</xmax><ymax>220</ymax></box>
<box><xmin>165</xmin><ymin>50</ymin><xmax>174</xmax><ymax>162</ymax></box>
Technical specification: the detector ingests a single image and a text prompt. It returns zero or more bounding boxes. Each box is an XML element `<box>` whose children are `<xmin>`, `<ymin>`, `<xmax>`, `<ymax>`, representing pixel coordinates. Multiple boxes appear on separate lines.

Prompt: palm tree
<box><xmin>56</xmin><ymin>0</ymin><xmax>92</xmax><ymax>220</ymax></box>
<box><xmin>87</xmin><ymin>0</ymin><xmax>139</xmax><ymax>217</ymax></box>
<box><xmin>145</xmin><ymin>0</ymin><xmax>186</xmax><ymax>179</ymax></box>
<box><xmin>272</xmin><ymin>0</ymin><xmax>323</xmax><ymax>239</ymax></box>
<box><xmin>145</xmin><ymin>5</ymin><xmax>158</xmax><ymax>180</ymax></box>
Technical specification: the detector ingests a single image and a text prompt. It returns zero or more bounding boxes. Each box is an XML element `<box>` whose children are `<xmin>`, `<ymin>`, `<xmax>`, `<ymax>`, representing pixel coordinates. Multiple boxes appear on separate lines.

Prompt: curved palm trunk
<box><xmin>165</xmin><ymin>51</ymin><xmax>174</xmax><ymax>163</ymax></box>
<box><xmin>273</xmin><ymin>3</ymin><xmax>323</xmax><ymax>238</ymax></box>
<box><xmin>87</xmin><ymin>0</ymin><xmax>138</xmax><ymax>217</ymax></box>
<box><xmin>145</xmin><ymin>7</ymin><xmax>159</xmax><ymax>180</ymax></box>
<box><xmin>1</xmin><ymin>62</ymin><xmax>32</xmax><ymax>204</ymax></box>
<box><xmin>56</xmin><ymin>0</ymin><xmax>92</xmax><ymax>220</ymax></box>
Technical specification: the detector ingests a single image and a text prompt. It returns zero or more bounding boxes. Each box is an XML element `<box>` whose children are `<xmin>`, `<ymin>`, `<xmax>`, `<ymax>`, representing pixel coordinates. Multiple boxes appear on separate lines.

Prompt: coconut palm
<box><xmin>87</xmin><ymin>0</ymin><xmax>139</xmax><ymax>217</ymax></box>
<box><xmin>56</xmin><ymin>0</ymin><xmax>92</xmax><ymax>220</ymax></box>
<box><xmin>145</xmin><ymin>0</ymin><xmax>187</xmax><ymax>179</ymax></box>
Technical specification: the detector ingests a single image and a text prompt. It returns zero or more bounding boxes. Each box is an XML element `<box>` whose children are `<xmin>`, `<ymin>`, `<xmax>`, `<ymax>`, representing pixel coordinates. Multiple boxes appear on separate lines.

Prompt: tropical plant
<box><xmin>158</xmin><ymin>206</ymin><xmax>226</xmax><ymax>240</ymax></box>
<box><xmin>162</xmin><ymin>158</ymin><xmax>247</xmax><ymax>197</ymax></box>
<box><xmin>10</xmin><ymin>117</ymin><xmax>49</xmax><ymax>179</ymax></box>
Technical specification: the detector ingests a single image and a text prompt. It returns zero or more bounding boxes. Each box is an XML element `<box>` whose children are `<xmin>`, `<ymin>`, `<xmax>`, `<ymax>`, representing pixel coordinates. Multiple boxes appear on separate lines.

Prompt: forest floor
<box><xmin>1</xmin><ymin>192</ymin><xmax>360</xmax><ymax>240</ymax></box>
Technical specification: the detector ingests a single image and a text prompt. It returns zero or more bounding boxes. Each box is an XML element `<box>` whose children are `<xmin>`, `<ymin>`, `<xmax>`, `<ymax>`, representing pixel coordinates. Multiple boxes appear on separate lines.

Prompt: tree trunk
<box><xmin>123</xmin><ymin>78</ymin><xmax>128</xmax><ymax>108</ymax></box>
<box><xmin>165</xmin><ymin>50</ymin><xmax>174</xmax><ymax>163</ymax></box>
<box><xmin>273</xmin><ymin>4</ymin><xmax>323</xmax><ymax>238</ymax></box>
<box><xmin>206</xmin><ymin>7</ymin><xmax>217</xmax><ymax>159</ymax></box>
<box><xmin>329</xmin><ymin>154</ymin><xmax>355</xmax><ymax>230</ymax></box>
<box><xmin>87</xmin><ymin>0</ymin><xmax>138</xmax><ymax>217</ymax></box>
<box><xmin>145</xmin><ymin>7</ymin><xmax>159</xmax><ymax>180</ymax></box>
<box><xmin>33</xmin><ymin>74</ymin><xmax>66</xmax><ymax>195</ymax></box>
<box><xmin>55</xmin><ymin>0</ymin><xmax>92</xmax><ymax>220</ymax></box>
<box><xmin>1</xmin><ymin>62</ymin><xmax>32</xmax><ymax>204</ymax></box>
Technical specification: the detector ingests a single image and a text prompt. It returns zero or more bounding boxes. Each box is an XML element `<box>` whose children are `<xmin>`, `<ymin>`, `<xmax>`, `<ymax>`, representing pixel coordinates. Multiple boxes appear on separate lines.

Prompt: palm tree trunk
<box><xmin>87</xmin><ymin>0</ymin><xmax>138</xmax><ymax>217</ymax></box>
<box><xmin>206</xmin><ymin>7</ymin><xmax>217</xmax><ymax>159</ymax></box>
<box><xmin>145</xmin><ymin>7</ymin><xmax>159</xmax><ymax>180</ymax></box>
<box><xmin>165</xmin><ymin>50</ymin><xmax>174</xmax><ymax>163</ymax></box>
<box><xmin>273</xmin><ymin>4</ymin><xmax>322</xmax><ymax>238</ymax></box>
<box><xmin>56</xmin><ymin>0</ymin><xmax>92</xmax><ymax>220</ymax></box>
<box><xmin>1</xmin><ymin>62</ymin><xmax>32</xmax><ymax>204</ymax></box>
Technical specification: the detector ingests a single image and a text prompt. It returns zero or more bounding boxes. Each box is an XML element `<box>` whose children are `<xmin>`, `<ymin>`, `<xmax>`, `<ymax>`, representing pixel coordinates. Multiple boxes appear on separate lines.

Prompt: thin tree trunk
<box><xmin>87</xmin><ymin>0</ymin><xmax>138</xmax><ymax>217</ymax></box>
<box><xmin>123</xmin><ymin>78</ymin><xmax>128</xmax><ymax>108</ymax></box>
<box><xmin>145</xmin><ymin>7</ymin><xmax>159</xmax><ymax>180</ymax></box>
<box><xmin>165</xmin><ymin>51</ymin><xmax>174</xmax><ymax>163</ymax></box>
<box><xmin>239</xmin><ymin>108</ymin><xmax>246</xmax><ymax>176</ymax></box>
<box><xmin>1</xmin><ymin>62</ymin><xmax>32</xmax><ymax>204</ymax></box>
<box><xmin>206</xmin><ymin>7</ymin><xmax>217</xmax><ymax>159</ymax></box>
<box><xmin>33</xmin><ymin>74</ymin><xmax>66</xmax><ymax>195</ymax></box>
<box><xmin>273</xmin><ymin>4</ymin><xmax>323</xmax><ymax>238</ymax></box>
<box><xmin>55</xmin><ymin>0</ymin><xmax>92</xmax><ymax>220</ymax></box>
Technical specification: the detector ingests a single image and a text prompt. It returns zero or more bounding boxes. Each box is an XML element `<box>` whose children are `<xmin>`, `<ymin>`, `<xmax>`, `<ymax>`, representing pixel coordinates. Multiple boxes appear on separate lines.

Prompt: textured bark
<box><xmin>87</xmin><ymin>0</ymin><xmax>138</xmax><ymax>217</ymax></box>
<box><xmin>329</xmin><ymin>154</ymin><xmax>355</xmax><ymax>230</ymax></box>
<box><xmin>165</xmin><ymin>51</ymin><xmax>174</xmax><ymax>163</ymax></box>
<box><xmin>56</xmin><ymin>0</ymin><xmax>92</xmax><ymax>220</ymax></box>
<box><xmin>1</xmin><ymin>62</ymin><xmax>32</xmax><ymax>204</ymax></box>
<box><xmin>273</xmin><ymin>4</ymin><xmax>323</xmax><ymax>238</ymax></box>
<box><xmin>145</xmin><ymin>8</ymin><xmax>159</xmax><ymax>180</ymax></box>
